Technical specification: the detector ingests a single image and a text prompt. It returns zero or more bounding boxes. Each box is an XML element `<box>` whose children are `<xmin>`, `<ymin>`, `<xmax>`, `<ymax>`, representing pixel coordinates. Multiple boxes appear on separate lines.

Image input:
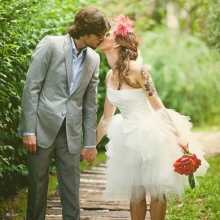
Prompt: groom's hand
<box><xmin>81</xmin><ymin>147</ymin><xmax>98</xmax><ymax>166</ymax></box>
<box><xmin>23</xmin><ymin>135</ymin><xmax>37</xmax><ymax>154</ymax></box>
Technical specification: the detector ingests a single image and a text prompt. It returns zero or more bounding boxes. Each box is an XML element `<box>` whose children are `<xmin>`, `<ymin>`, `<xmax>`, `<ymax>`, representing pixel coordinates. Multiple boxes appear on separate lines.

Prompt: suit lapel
<box><xmin>63</xmin><ymin>35</ymin><xmax>73</xmax><ymax>92</ymax></box>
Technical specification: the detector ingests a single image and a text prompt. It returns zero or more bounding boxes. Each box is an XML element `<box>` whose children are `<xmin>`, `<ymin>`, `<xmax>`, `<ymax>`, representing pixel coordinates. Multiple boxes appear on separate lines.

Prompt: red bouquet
<box><xmin>173</xmin><ymin>151</ymin><xmax>201</xmax><ymax>188</ymax></box>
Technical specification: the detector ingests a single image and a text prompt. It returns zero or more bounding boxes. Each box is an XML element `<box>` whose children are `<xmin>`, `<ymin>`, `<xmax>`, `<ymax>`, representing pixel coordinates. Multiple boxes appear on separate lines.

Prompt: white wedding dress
<box><xmin>102</xmin><ymin>84</ymin><xmax>209</xmax><ymax>202</ymax></box>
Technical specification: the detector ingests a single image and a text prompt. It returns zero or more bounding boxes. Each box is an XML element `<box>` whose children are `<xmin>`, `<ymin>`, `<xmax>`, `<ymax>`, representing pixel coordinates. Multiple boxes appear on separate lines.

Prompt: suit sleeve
<box><xmin>18</xmin><ymin>36</ymin><xmax>53</xmax><ymax>135</ymax></box>
<box><xmin>82</xmin><ymin>55</ymin><xmax>100</xmax><ymax>146</ymax></box>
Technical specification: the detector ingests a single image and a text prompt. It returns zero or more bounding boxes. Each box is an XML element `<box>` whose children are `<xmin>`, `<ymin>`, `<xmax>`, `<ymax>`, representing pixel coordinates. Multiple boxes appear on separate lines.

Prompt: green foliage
<box><xmin>0</xmin><ymin>0</ymin><xmax>41</xmax><ymax>198</ymax></box>
<box><xmin>172</xmin><ymin>0</ymin><xmax>220</xmax><ymax>53</ymax></box>
<box><xmin>206</xmin><ymin>0</ymin><xmax>220</xmax><ymax>53</ymax></box>
<box><xmin>0</xmin><ymin>189</ymin><xmax>27</xmax><ymax>219</ymax></box>
<box><xmin>0</xmin><ymin>145</ymin><xmax>28</xmax><ymax>197</ymax></box>
<box><xmin>174</xmin><ymin>0</ymin><xmax>208</xmax><ymax>35</ymax></box>
<box><xmin>97</xmin><ymin>0</ymin><xmax>167</xmax><ymax>31</ymax></box>
<box><xmin>141</xmin><ymin>28</ymin><xmax>220</xmax><ymax>126</ymax></box>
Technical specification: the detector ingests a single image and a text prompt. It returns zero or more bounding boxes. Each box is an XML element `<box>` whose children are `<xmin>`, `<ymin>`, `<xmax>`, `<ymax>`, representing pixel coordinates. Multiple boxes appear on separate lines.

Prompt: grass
<box><xmin>0</xmin><ymin>153</ymin><xmax>219</xmax><ymax>220</ymax></box>
<box><xmin>166</xmin><ymin>155</ymin><xmax>220</xmax><ymax>220</ymax></box>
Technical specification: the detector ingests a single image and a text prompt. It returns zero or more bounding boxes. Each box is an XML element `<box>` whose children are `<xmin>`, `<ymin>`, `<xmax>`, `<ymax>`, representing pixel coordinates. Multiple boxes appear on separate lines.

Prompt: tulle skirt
<box><xmin>102</xmin><ymin>109</ymin><xmax>209</xmax><ymax>203</ymax></box>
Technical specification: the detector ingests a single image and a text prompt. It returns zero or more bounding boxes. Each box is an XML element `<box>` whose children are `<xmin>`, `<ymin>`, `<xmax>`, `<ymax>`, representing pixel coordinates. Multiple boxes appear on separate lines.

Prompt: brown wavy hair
<box><xmin>68</xmin><ymin>7</ymin><xmax>111</xmax><ymax>39</ymax></box>
<box><xmin>114</xmin><ymin>33</ymin><xmax>139</xmax><ymax>89</ymax></box>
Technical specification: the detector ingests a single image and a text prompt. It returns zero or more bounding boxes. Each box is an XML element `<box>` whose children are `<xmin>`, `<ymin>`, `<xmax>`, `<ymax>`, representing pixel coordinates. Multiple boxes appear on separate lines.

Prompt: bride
<box><xmin>95</xmin><ymin>15</ymin><xmax>209</xmax><ymax>220</ymax></box>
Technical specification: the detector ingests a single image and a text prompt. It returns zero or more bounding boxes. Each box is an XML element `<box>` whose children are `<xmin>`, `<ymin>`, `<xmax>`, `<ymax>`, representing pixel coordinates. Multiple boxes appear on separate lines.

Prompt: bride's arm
<box><xmin>96</xmin><ymin>71</ymin><xmax>116</xmax><ymax>145</ymax></box>
<box><xmin>96</xmin><ymin>95</ymin><xmax>116</xmax><ymax>145</ymax></box>
<box><xmin>134</xmin><ymin>65</ymin><xmax>189</xmax><ymax>151</ymax></box>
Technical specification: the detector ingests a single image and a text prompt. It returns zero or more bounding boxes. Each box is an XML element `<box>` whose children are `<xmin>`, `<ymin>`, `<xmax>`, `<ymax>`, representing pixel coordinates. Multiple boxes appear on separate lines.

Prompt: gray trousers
<box><xmin>26</xmin><ymin>120</ymin><xmax>81</xmax><ymax>220</ymax></box>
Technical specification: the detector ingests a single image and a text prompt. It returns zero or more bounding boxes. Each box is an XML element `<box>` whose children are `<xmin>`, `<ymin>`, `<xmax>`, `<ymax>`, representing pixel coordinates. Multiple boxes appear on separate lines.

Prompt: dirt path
<box><xmin>46</xmin><ymin>163</ymin><xmax>150</xmax><ymax>220</ymax></box>
<box><xmin>193</xmin><ymin>131</ymin><xmax>220</xmax><ymax>158</ymax></box>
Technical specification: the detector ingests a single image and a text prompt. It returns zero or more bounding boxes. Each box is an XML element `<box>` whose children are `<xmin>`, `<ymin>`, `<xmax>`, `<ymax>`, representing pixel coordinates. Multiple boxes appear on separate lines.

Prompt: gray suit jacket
<box><xmin>18</xmin><ymin>34</ymin><xmax>99</xmax><ymax>154</ymax></box>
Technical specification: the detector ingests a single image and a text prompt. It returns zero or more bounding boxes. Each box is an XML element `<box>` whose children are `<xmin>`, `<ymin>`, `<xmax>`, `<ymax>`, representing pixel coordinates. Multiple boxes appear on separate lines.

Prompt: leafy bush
<box><xmin>0</xmin><ymin>0</ymin><xmax>40</xmax><ymax>198</ymax></box>
<box><xmin>141</xmin><ymin>28</ymin><xmax>220</xmax><ymax>126</ymax></box>
<box><xmin>207</xmin><ymin>0</ymin><xmax>220</xmax><ymax>54</ymax></box>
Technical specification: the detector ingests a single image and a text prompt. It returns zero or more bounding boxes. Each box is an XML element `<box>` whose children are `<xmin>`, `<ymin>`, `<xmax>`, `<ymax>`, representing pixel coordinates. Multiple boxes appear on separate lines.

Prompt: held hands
<box><xmin>23</xmin><ymin>135</ymin><xmax>37</xmax><ymax>154</ymax></box>
<box><xmin>81</xmin><ymin>147</ymin><xmax>98</xmax><ymax>166</ymax></box>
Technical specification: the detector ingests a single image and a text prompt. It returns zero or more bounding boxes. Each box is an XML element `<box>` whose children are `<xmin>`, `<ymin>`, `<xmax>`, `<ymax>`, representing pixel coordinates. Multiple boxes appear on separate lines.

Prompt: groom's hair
<box><xmin>68</xmin><ymin>7</ymin><xmax>111</xmax><ymax>39</ymax></box>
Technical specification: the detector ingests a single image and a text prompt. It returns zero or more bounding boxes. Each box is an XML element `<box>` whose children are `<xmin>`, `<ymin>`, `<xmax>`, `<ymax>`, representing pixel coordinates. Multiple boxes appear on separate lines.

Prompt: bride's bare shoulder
<box><xmin>129</xmin><ymin>61</ymin><xmax>142</xmax><ymax>77</ymax></box>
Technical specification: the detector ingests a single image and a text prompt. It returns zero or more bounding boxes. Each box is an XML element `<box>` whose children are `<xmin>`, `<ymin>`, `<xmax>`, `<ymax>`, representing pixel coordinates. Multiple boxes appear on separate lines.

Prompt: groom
<box><xmin>18</xmin><ymin>7</ymin><xmax>110</xmax><ymax>220</ymax></box>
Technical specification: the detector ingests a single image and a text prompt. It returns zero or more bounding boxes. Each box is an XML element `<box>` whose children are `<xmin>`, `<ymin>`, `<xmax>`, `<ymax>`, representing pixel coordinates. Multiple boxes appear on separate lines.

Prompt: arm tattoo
<box><xmin>140</xmin><ymin>66</ymin><xmax>157</xmax><ymax>97</ymax></box>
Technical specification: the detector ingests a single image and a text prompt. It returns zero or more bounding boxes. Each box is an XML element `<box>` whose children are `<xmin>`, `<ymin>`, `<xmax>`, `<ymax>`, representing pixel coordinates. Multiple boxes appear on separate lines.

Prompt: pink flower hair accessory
<box><xmin>112</xmin><ymin>15</ymin><xmax>133</xmax><ymax>37</ymax></box>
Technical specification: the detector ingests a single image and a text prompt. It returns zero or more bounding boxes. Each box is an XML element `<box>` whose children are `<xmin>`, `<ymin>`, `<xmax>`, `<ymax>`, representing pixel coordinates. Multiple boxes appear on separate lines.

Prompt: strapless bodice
<box><xmin>107</xmin><ymin>84</ymin><xmax>155</xmax><ymax>119</ymax></box>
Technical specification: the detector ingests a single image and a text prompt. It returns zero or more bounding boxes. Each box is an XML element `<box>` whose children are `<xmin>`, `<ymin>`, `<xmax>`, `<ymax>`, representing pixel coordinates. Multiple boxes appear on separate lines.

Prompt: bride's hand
<box><xmin>177</xmin><ymin>136</ymin><xmax>189</xmax><ymax>153</ymax></box>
